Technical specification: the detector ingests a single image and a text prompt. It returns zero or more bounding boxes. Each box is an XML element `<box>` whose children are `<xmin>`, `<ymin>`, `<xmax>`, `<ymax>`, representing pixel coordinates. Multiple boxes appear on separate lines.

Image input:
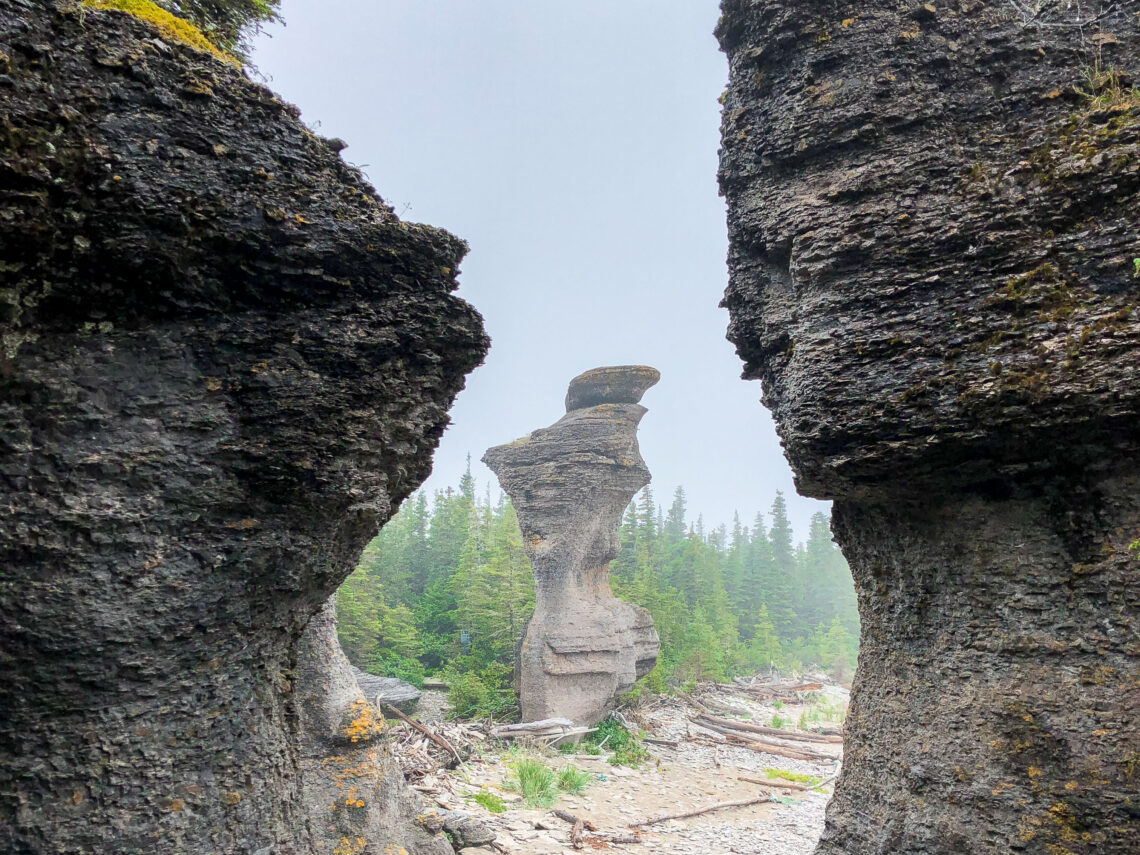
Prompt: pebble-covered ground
<box><xmin>414</xmin><ymin>682</ymin><xmax>847</xmax><ymax>854</ymax></box>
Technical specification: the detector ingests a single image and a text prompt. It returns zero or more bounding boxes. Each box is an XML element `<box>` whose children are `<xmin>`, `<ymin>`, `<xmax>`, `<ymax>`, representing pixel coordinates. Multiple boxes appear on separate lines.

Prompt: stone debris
<box><xmin>388</xmin><ymin>679</ymin><xmax>847</xmax><ymax>854</ymax></box>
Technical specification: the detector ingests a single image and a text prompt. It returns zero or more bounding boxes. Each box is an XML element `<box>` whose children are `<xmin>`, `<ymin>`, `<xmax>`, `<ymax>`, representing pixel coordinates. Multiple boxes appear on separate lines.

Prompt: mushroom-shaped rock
<box><xmin>565</xmin><ymin>365</ymin><xmax>661</xmax><ymax>412</ymax></box>
<box><xmin>484</xmin><ymin>367</ymin><xmax>660</xmax><ymax>726</ymax></box>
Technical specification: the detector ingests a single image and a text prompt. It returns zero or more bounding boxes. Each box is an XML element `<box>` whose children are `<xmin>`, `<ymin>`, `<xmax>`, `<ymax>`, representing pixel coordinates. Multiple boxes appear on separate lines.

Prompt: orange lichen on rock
<box><xmin>338</xmin><ymin>700</ymin><xmax>385</xmax><ymax>744</ymax></box>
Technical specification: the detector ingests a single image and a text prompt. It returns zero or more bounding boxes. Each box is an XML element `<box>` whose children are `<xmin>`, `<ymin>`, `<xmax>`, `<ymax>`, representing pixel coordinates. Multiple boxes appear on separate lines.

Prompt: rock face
<box><xmin>483</xmin><ymin>366</ymin><xmax>661</xmax><ymax>725</ymax></box>
<box><xmin>717</xmin><ymin>2</ymin><xmax>1139</xmax><ymax>853</ymax></box>
<box><xmin>0</xmin><ymin>1</ymin><xmax>487</xmax><ymax>852</ymax></box>
<box><xmin>352</xmin><ymin>666</ymin><xmax>421</xmax><ymax>714</ymax></box>
<box><xmin>296</xmin><ymin>599</ymin><xmax>450</xmax><ymax>855</ymax></box>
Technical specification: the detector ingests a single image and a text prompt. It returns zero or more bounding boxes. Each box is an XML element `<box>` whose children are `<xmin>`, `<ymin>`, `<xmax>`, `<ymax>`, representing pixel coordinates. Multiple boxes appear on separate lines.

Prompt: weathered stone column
<box><xmin>295</xmin><ymin>598</ymin><xmax>451</xmax><ymax>855</ymax></box>
<box><xmin>0</xmin><ymin>2</ymin><xmax>487</xmax><ymax>852</ymax></box>
<box><xmin>484</xmin><ymin>367</ymin><xmax>661</xmax><ymax>725</ymax></box>
<box><xmin>717</xmin><ymin>1</ymin><xmax>1139</xmax><ymax>852</ymax></box>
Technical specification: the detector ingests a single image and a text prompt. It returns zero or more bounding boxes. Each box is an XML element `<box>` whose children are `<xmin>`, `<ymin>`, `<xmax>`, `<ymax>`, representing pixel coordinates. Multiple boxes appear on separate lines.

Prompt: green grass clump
<box><xmin>470</xmin><ymin>791</ymin><xmax>506</xmax><ymax>813</ymax></box>
<box><xmin>578</xmin><ymin>717</ymin><xmax>650</xmax><ymax>767</ymax></box>
<box><xmin>763</xmin><ymin>768</ymin><xmax>821</xmax><ymax>786</ymax></box>
<box><xmin>556</xmin><ymin>765</ymin><xmax>594</xmax><ymax>795</ymax></box>
<box><xmin>770</xmin><ymin>714</ymin><xmax>786</xmax><ymax>729</ymax></box>
<box><xmin>505</xmin><ymin>758</ymin><xmax>557</xmax><ymax>808</ymax></box>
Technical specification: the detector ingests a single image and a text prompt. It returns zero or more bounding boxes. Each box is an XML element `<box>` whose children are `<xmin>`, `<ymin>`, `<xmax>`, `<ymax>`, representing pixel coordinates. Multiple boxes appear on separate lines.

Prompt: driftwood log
<box><xmin>693</xmin><ymin>720</ymin><xmax>836</xmax><ymax>762</ymax></box>
<box><xmin>630</xmin><ymin>795</ymin><xmax>773</xmax><ymax>828</ymax></box>
<box><xmin>694</xmin><ymin>714</ymin><xmax>843</xmax><ymax>744</ymax></box>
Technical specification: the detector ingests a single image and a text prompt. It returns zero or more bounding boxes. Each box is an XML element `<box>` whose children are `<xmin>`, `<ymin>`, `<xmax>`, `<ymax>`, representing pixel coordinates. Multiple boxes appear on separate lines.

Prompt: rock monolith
<box><xmin>0</xmin><ymin>1</ymin><xmax>487</xmax><ymax>852</ymax></box>
<box><xmin>483</xmin><ymin>366</ymin><xmax>661</xmax><ymax>725</ymax></box>
<box><xmin>717</xmin><ymin>1</ymin><xmax>1139</xmax><ymax>853</ymax></box>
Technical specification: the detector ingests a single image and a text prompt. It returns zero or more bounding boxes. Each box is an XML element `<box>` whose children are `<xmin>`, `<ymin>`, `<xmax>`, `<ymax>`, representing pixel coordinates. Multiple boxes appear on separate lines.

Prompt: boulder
<box><xmin>352</xmin><ymin>666</ymin><xmax>421</xmax><ymax>714</ymax></box>
<box><xmin>484</xmin><ymin>366</ymin><xmax>660</xmax><ymax>726</ymax></box>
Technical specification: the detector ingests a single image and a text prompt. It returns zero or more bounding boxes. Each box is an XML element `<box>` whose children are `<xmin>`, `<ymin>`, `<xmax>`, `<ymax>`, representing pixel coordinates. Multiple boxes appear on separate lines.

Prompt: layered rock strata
<box><xmin>717</xmin><ymin>1</ymin><xmax>1139</xmax><ymax>852</ymax></box>
<box><xmin>483</xmin><ymin>367</ymin><xmax>661</xmax><ymax>725</ymax></box>
<box><xmin>0</xmin><ymin>1</ymin><xmax>487</xmax><ymax>852</ymax></box>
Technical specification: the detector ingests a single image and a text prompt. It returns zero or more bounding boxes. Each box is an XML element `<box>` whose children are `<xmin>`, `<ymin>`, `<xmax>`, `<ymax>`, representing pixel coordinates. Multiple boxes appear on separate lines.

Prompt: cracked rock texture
<box><xmin>483</xmin><ymin>367</ymin><xmax>660</xmax><ymax>725</ymax></box>
<box><xmin>0</xmin><ymin>1</ymin><xmax>487</xmax><ymax>852</ymax></box>
<box><xmin>717</xmin><ymin>1</ymin><xmax>1139</xmax><ymax>853</ymax></box>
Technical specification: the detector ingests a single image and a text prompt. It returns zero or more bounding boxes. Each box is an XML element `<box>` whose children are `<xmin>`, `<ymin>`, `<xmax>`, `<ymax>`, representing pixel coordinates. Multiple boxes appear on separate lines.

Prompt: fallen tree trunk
<box><xmin>693</xmin><ymin>720</ymin><xmax>835</xmax><ymax>761</ymax></box>
<box><xmin>738</xmin><ymin>775</ymin><xmax>814</xmax><ymax>792</ymax></box>
<box><xmin>695</xmin><ymin>714</ymin><xmax>843</xmax><ymax>744</ymax></box>
<box><xmin>723</xmin><ymin>732</ymin><xmax>832</xmax><ymax>762</ymax></box>
<box><xmin>491</xmin><ymin>719</ymin><xmax>594</xmax><ymax>743</ymax></box>
<box><xmin>630</xmin><ymin>795</ymin><xmax>772</xmax><ymax>828</ymax></box>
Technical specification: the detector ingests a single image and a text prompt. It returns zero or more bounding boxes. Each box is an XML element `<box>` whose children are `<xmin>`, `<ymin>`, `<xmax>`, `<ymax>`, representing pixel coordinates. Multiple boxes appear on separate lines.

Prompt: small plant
<box><xmin>470</xmin><ymin>791</ymin><xmax>506</xmax><ymax>813</ymax></box>
<box><xmin>763</xmin><ymin>768</ymin><xmax>821</xmax><ymax>786</ymax></box>
<box><xmin>1132</xmin><ymin>258</ymin><xmax>1140</xmax><ymax>279</ymax></box>
<box><xmin>556</xmin><ymin>765</ymin><xmax>594</xmax><ymax>795</ymax></box>
<box><xmin>578</xmin><ymin>717</ymin><xmax>650</xmax><ymax>767</ymax></box>
<box><xmin>773</xmin><ymin>700</ymin><xmax>784</xmax><ymax>710</ymax></box>
<box><xmin>505</xmin><ymin>758</ymin><xmax>557</xmax><ymax>808</ymax></box>
<box><xmin>770</xmin><ymin>714</ymin><xmax>786</xmax><ymax>729</ymax></box>
<box><xmin>1074</xmin><ymin>63</ymin><xmax>1140</xmax><ymax>112</ymax></box>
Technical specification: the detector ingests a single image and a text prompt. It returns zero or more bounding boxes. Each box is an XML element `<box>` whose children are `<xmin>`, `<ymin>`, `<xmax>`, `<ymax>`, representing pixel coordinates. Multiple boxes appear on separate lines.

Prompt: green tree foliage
<box><xmin>336</xmin><ymin>475</ymin><xmax>861</xmax><ymax>719</ymax></box>
<box><xmin>164</xmin><ymin>0</ymin><xmax>280</xmax><ymax>55</ymax></box>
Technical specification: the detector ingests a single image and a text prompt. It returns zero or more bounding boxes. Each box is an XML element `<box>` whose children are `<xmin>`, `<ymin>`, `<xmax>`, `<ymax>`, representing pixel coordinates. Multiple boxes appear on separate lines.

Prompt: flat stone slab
<box><xmin>351</xmin><ymin>667</ymin><xmax>421</xmax><ymax>714</ymax></box>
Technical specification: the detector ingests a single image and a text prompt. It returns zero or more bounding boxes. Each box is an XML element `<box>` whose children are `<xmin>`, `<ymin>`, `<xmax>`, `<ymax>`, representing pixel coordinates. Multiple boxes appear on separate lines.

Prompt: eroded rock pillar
<box><xmin>716</xmin><ymin>0</ymin><xmax>1139</xmax><ymax>851</ymax></box>
<box><xmin>0</xmin><ymin>2</ymin><xmax>487</xmax><ymax>851</ymax></box>
<box><xmin>483</xmin><ymin>366</ymin><xmax>661</xmax><ymax>725</ymax></box>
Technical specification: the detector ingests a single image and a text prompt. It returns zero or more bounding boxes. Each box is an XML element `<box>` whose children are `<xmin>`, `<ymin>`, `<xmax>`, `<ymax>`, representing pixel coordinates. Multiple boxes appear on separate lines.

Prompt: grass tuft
<box><xmin>505</xmin><ymin>758</ymin><xmax>557</xmax><ymax>808</ymax></box>
<box><xmin>556</xmin><ymin>765</ymin><xmax>594</xmax><ymax>795</ymax></box>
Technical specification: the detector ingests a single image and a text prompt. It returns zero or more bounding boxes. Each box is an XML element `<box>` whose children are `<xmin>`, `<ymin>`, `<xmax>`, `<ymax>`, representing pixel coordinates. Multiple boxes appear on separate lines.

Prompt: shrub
<box><xmin>372</xmin><ymin>652</ymin><xmax>425</xmax><ymax>688</ymax></box>
<box><xmin>444</xmin><ymin>663</ymin><xmax>517</xmax><ymax>720</ymax></box>
<box><xmin>770</xmin><ymin>714</ymin><xmax>786</xmax><ymax>729</ymax></box>
<box><xmin>579</xmin><ymin>717</ymin><xmax>649</xmax><ymax>768</ymax></box>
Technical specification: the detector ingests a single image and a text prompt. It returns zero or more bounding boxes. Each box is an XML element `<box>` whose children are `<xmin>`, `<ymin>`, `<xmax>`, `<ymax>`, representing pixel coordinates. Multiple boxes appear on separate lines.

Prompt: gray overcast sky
<box><xmin>253</xmin><ymin>0</ymin><xmax>831</xmax><ymax>541</ymax></box>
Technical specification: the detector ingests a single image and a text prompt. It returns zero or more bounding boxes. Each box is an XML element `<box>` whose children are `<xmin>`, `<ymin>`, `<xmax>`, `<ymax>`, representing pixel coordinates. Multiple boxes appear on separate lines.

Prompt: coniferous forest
<box><xmin>337</xmin><ymin>462</ymin><xmax>860</xmax><ymax>717</ymax></box>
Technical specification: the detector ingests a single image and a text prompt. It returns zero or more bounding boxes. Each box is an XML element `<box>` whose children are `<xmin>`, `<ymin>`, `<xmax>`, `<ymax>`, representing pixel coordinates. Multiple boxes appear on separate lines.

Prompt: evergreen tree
<box><xmin>336</xmin><ymin>474</ymin><xmax>862</xmax><ymax>703</ymax></box>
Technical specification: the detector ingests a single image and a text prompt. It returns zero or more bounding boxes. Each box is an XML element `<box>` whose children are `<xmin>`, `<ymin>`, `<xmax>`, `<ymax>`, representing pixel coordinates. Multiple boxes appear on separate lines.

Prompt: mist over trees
<box><xmin>337</xmin><ymin>463</ymin><xmax>859</xmax><ymax>714</ymax></box>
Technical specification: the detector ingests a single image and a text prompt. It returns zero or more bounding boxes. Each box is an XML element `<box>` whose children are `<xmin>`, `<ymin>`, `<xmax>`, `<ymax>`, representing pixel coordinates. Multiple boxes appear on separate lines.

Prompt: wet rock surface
<box><xmin>0</xmin><ymin>1</ymin><xmax>487</xmax><ymax>852</ymax></box>
<box><xmin>717</xmin><ymin>1</ymin><xmax>1139</xmax><ymax>853</ymax></box>
<box><xmin>483</xmin><ymin>367</ymin><xmax>661</xmax><ymax>725</ymax></box>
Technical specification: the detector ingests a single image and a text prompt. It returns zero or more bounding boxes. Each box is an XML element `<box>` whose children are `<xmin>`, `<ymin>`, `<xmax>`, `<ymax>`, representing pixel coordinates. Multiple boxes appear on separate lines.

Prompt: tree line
<box><xmin>336</xmin><ymin>463</ymin><xmax>860</xmax><ymax>715</ymax></box>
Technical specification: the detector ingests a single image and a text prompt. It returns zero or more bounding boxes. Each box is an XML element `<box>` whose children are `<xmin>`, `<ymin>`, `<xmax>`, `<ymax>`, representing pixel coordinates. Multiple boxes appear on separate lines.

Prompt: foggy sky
<box><xmin>252</xmin><ymin>0</ymin><xmax>832</xmax><ymax>541</ymax></box>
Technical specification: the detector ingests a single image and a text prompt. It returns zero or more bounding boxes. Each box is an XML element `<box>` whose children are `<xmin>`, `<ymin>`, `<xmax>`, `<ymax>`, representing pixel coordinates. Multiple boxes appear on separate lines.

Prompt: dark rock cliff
<box><xmin>717</xmin><ymin>1</ymin><xmax>1139</xmax><ymax>852</ymax></box>
<box><xmin>0</xmin><ymin>0</ymin><xmax>488</xmax><ymax>851</ymax></box>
